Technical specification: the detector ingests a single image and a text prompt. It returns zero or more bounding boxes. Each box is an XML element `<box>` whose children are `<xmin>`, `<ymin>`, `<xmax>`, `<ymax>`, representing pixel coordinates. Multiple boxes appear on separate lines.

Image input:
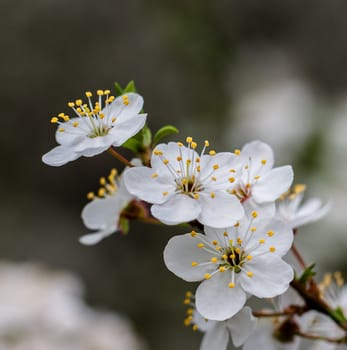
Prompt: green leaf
<box><xmin>122</xmin><ymin>138</ymin><xmax>142</xmax><ymax>153</ymax></box>
<box><xmin>142</xmin><ymin>125</ymin><xmax>152</xmax><ymax>147</ymax></box>
<box><xmin>123</xmin><ymin>80</ymin><xmax>137</xmax><ymax>93</ymax></box>
<box><xmin>298</xmin><ymin>263</ymin><xmax>316</xmax><ymax>284</ymax></box>
<box><xmin>114</xmin><ymin>82</ymin><xmax>124</xmax><ymax>96</ymax></box>
<box><xmin>153</xmin><ymin>125</ymin><xmax>179</xmax><ymax>146</ymax></box>
<box><xmin>331</xmin><ymin>307</ymin><xmax>347</xmax><ymax>322</ymax></box>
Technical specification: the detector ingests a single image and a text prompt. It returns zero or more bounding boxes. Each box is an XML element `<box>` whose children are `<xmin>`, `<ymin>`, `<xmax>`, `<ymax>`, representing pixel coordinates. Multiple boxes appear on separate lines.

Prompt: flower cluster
<box><xmin>43</xmin><ymin>82</ymin><xmax>342</xmax><ymax>350</ymax></box>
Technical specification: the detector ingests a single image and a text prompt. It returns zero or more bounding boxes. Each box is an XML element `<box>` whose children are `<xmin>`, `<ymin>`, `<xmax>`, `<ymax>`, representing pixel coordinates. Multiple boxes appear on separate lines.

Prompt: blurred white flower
<box><xmin>79</xmin><ymin>168</ymin><xmax>134</xmax><ymax>245</ymax></box>
<box><xmin>0</xmin><ymin>262</ymin><xmax>146</xmax><ymax>350</ymax></box>
<box><xmin>42</xmin><ymin>91</ymin><xmax>147</xmax><ymax>166</ymax></box>
<box><xmin>277</xmin><ymin>184</ymin><xmax>331</xmax><ymax>229</ymax></box>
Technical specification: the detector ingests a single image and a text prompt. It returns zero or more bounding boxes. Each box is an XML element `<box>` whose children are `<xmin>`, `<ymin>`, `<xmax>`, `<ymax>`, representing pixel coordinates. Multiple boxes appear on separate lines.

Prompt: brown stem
<box><xmin>108</xmin><ymin>148</ymin><xmax>133</xmax><ymax>167</ymax></box>
<box><xmin>291</xmin><ymin>244</ymin><xmax>307</xmax><ymax>270</ymax></box>
<box><xmin>295</xmin><ymin>331</ymin><xmax>347</xmax><ymax>344</ymax></box>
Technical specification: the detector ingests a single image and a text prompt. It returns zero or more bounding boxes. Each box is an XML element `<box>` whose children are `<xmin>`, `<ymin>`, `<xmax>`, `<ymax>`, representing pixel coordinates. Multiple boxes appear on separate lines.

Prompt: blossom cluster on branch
<box><xmin>43</xmin><ymin>81</ymin><xmax>345</xmax><ymax>350</ymax></box>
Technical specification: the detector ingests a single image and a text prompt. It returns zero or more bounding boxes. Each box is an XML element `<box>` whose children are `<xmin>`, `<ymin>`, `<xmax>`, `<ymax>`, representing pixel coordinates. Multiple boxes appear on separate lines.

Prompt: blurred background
<box><xmin>2</xmin><ymin>0</ymin><xmax>347</xmax><ymax>349</ymax></box>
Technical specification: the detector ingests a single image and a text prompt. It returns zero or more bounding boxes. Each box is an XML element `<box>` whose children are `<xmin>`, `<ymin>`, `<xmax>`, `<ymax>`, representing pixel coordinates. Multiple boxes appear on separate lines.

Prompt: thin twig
<box><xmin>108</xmin><ymin>148</ymin><xmax>133</xmax><ymax>167</ymax></box>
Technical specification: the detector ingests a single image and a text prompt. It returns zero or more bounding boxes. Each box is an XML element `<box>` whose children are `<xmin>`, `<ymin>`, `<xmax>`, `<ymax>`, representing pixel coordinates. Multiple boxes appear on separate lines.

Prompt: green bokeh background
<box><xmin>2</xmin><ymin>1</ymin><xmax>347</xmax><ymax>349</ymax></box>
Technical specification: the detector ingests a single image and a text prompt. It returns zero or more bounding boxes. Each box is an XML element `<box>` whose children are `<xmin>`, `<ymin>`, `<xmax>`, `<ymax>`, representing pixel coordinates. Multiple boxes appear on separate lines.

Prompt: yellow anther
<box><xmin>234</xmin><ymin>149</ymin><xmax>241</xmax><ymax>155</ymax></box>
<box><xmin>261</xmin><ymin>159</ymin><xmax>267</xmax><ymax>165</ymax></box>
<box><xmin>194</xmin><ymin>194</ymin><xmax>200</xmax><ymax>200</ymax></box>
<box><xmin>191</xmin><ymin>261</ymin><xmax>198</xmax><ymax>267</ymax></box>
<box><xmin>235</xmin><ymin>248</ymin><xmax>241</xmax><ymax>254</ymax></box>
<box><xmin>97</xmin><ymin>90</ymin><xmax>104</xmax><ymax>96</ymax></box>
<box><xmin>154</xmin><ymin>150</ymin><xmax>163</xmax><ymax>156</ymax></box>
<box><xmin>213</xmin><ymin>164</ymin><xmax>219</xmax><ymax>170</ymax></box>
<box><xmin>181</xmin><ymin>178</ymin><xmax>187</xmax><ymax>185</ymax></box>
<box><xmin>211</xmin><ymin>257</ymin><xmax>218</xmax><ymax>263</ymax></box>
<box><xmin>72</xmin><ymin>121</ymin><xmax>79</xmax><ymax>127</ymax></box>
<box><xmin>177</xmin><ymin>142</ymin><xmax>183</xmax><ymax>147</ymax></box>
<box><xmin>192</xmin><ymin>325</ymin><xmax>198</xmax><ymax>332</ymax></box>
<box><xmin>191</xmin><ymin>141</ymin><xmax>197</xmax><ymax>149</ymax></box>
<box><xmin>196</xmin><ymin>166</ymin><xmax>201</xmax><ymax>172</ymax></box>
<box><xmin>196</xmin><ymin>157</ymin><xmax>200</xmax><ymax>163</ymax></box>
<box><xmin>85</xmin><ymin>91</ymin><xmax>92</xmax><ymax>98</ymax></box>
<box><xmin>191</xmin><ymin>230</ymin><xmax>197</xmax><ymax>237</ymax></box>
<box><xmin>237</xmin><ymin>238</ymin><xmax>243</xmax><ymax>245</ymax></box>
<box><xmin>104</xmin><ymin>89</ymin><xmax>110</xmax><ymax>95</ymax></box>
<box><xmin>68</xmin><ymin>102</ymin><xmax>75</xmax><ymax>107</ymax></box>
<box><xmin>254</xmin><ymin>175</ymin><xmax>261</xmax><ymax>180</ymax></box>
<box><xmin>58</xmin><ymin>113</ymin><xmax>65</xmax><ymax>118</ymax></box>
<box><xmin>229</xmin><ymin>168</ymin><xmax>236</xmax><ymax>173</ymax></box>
<box><xmin>219</xmin><ymin>266</ymin><xmax>226</xmax><ymax>272</ymax></box>
<box><xmin>267</xmin><ymin>230</ymin><xmax>274</xmax><ymax>237</ymax></box>
<box><xmin>151</xmin><ymin>173</ymin><xmax>158</xmax><ymax>179</ymax></box>
<box><xmin>211</xmin><ymin>240</ymin><xmax>218</xmax><ymax>246</ymax></box>
<box><xmin>294</xmin><ymin>184</ymin><xmax>306</xmax><ymax>194</ymax></box>
<box><xmin>234</xmin><ymin>222</ymin><xmax>240</xmax><ymax>227</ymax></box>
<box><xmin>251</xmin><ymin>227</ymin><xmax>257</xmax><ymax>232</ymax></box>
<box><xmin>246</xmin><ymin>255</ymin><xmax>253</xmax><ymax>261</ymax></box>
<box><xmin>177</xmin><ymin>156</ymin><xmax>182</xmax><ymax>161</ymax></box>
<box><xmin>244</xmin><ymin>165</ymin><xmax>249</xmax><ymax>170</ymax></box>
<box><xmin>210</xmin><ymin>192</ymin><xmax>216</xmax><ymax>198</ymax></box>
<box><xmin>215</xmin><ymin>246</ymin><xmax>222</xmax><ymax>251</ymax></box>
<box><xmin>186</xmin><ymin>136</ymin><xmax>193</xmax><ymax>143</ymax></box>
<box><xmin>99</xmin><ymin>177</ymin><xmax>106</xmax><ymax>185</ymax></box>
<box><xmin>163</xmin><ymin>159</ymin><xmax>169</xmax><ymax>165</ymax></box>
<box><xmin>246</xmin><ymin>183</ymin><xmax>251</xmax><ymax>189</ymax></box>
<box><xmin>209</xmin><ymin>150</ymin><xmax>216</xmax><ymax>156</ymax></box>
<box><xmin>259</xmin><ymin>239</ymin><xmax>265</xmax><ymax>244</ymax></box>
<box><xmin>111</xmin><ymin>117</ymin><xmax>117</xmax><ymax>123</ymax></box>
<box><xmin>110</xmin><ymin>168</ymin><xmax>117</xmax><ymax>176</ymax></box>
<box><xmin>251</xmin><ymin>211</ymin><xmax>258</xmax><ymax>218</ymax></box>
<box><xmin>86</xmin><ymin>192</ymin><xmax>95</xmax><ymax>200</ymax></box>
<box><xmin>186</xmin><ymin>159</ymin><xmax>192</xmax><ymax>165</ymax></box>
<box><xmin>247</xmin><ymin>271</ymin><xmax>254</xmax><ymax>278</ymax></box>
<box><xmin>230</xmin><ymin>254</ymin><xmax>236</xmax><ymax>259</ymax></box>
<box><xmin>162</xmin><ymin>191</ymin><xmax>168</xmax><ymax>196</ymax></box>
<box><xmin>228</xmin><ymin>177</ymin><xmax>235</xmax><ymax>183</ymax></box>
<box><xmin>204</xmin><ymin>140</ymin><xmax>210</xmax><ymax>147</ymax></box>
<box><xmin>222</xmin><ymin>254</ymin><xmax>228</xmax><ymax>260</ymax></box>
<box><xmin>75</xmin><ymin>99</ymin><xmax>83</xmax><ymax>106</ymax></box>
<box><xmin>98</xmin><ymin>188</ymin><xmax>106</xmax><ymax>197</ymax></box>
<box><xmin>204</xmin><ymin>273</ymin><xmax>211</xmax><ymax>280</ymax></box>
<box><xmin>50</xmin><ymin>117</ymin><xmax>58</xmax><ymax>123</ymax></box>
<box><xmin>269</xmin><ymin>247</ymin><xmax>276</xmax><ymax>253</ymax></box>
<box><xmin>58</xmin><ymin>127</ymin><xmax>65</xmax><ymax>132</ymax></box>
<box><xmin>223</xmin><ymin>231</ymin><xmax>228</xmax><ymax>237</ymax></box>
<box><xmin>211</xmin><ymin>176</ymin><xmax>217</xmax><ymax>181</ymax></box>
<box><xmin>122</xmin><ymin>95</ymin><xmax>129</xmax><ymax>105</ymax></box>
<box><xmin>99</xmin><ymin>113</ymin><xmax>105</xmax><ymax>119</ymax></box>
<box><xmin>183</xmin><ymin>299</ymin><xmax>190</xmax><ymax>305</ymax></box>
<box><xmin>197</xmin><ymin>243</ymin><xmax>204</xmax><ymax>248</ymax></box>
<box><xmin>228</xmin><ymin>282</ymin><xmax>235</xmax><ymax>288</ymax></box>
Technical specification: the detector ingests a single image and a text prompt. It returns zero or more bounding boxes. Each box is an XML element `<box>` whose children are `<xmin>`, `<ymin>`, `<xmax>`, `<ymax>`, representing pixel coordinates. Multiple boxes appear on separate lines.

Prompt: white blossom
<box><xmin>164</xmin><ymin>213</ymin><xmax>294</xmax><ymax>321</ymax></box>
<box><xmin>277</xmin><ymin>184</ymin><xmax>331</xmax><ymax>229</ymax></box>
<box><xmin>229</xmin><ymin>140</ymin><xmax>293</xmax><ymax>216</ymax></box>
<box><xmin>42</xmin><ymin>91</ymin><xmax>147</xmax><ymax>166</ymax></box>
<box><xmin>183</xmin><ymin>292</ymin><xmax>257</xmax><ymax>350</ymax></box>
<box><xmin>79</xmin><ymin>169</ymin><xmax>134</xmax><ymax>245</ymax></box>
<box><xmin>124</xmin><ymin>138</ymin><xmax>244</xmax><ymax>227</ymax></box>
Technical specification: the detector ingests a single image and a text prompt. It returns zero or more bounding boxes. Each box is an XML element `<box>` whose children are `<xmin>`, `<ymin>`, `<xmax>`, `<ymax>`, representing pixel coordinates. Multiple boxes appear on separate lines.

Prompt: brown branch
<box><xmin>108</xmin><ymin>148</ymin><xmax>133</xmax><ymax>167</ymax></box>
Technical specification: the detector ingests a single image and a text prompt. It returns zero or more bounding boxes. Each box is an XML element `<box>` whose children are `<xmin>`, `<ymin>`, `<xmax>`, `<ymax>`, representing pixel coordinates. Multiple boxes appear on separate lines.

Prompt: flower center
<box><xmin>176</xmin><ymin>175</ymin><xmax>203</xmax><ymax>197</ymax></box>
<box><xmin>220</xmin><ymin>246</ymin><xmax>245</xmax><ymax>273</ymax></box>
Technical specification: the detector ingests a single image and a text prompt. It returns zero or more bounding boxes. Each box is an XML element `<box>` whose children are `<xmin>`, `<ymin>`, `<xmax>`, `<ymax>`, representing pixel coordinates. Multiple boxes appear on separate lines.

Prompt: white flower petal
<box><xmin>244</xmin><ymin>219</ymin><xmax>294</xmax><ymax>258</ymax></box>
<box><xmin>240</xmin><ymin>255</ymin><xmax>293</xmax><ymax>298</ymax></box>
<box><xmin>198</xmin><ymin>192</ymin><xmax>244</xmax><ymax>228</ymax></box>
<box><xmin>290</xmin><ymin>200</ymin><xmax>331</xmax><ymax>228</ymax></box>
<box><xmin>110</xmin><ymin>113</ymin><xmax>147</xmax><ymax>146</ymax></box>
<box><xmin>241</xmin><ymin>140</ymin><xmax>274</xmax><ymax>178</ymax></box>
<box><xmin>107</xmin><ymin>93</ymin><xmax>144</xmax><ymax>123</ymax></box>
<box><xmin>163</xmin><ymin>233</ymin><xmax>214</xmax><ymax>282</ymax></box>
<box><xmin>200</xmin><ymin>323</ymin><xmax>229</xmax><ymax>350</ymax></box>
<box><xmin>78</xmin><ymin>227</ymin><xmax>115</xmax><ymax>245</ymax></box>
<box><xmin>226</xmin><ymin>306</ymin><xmax>257</xmax><ymax>347</ymax></box>
<box><xmin>151</xmin><ymin>194</ymin><xmax>201</xmax><ymax>224</ymax></box>
<box><xmin>243</xmin><ymin>198</ymin><xmax>276</xmax><ymax>218</ymax></box>
<box><xmin>252</xmin><ymin>165</ymin><xmax>294</xmax><ymax>203</ymax></box>
<box><xmin>55</xmin><ymin>118</ymin><xmax>86</xmax><ymax>146</ymax></box>
<box><xmin>123</xmin><ymin>167</ymin><xmax>175</xmax><ymax>204</ymax></box>
<box><xmin>81</xmin><ymin>197</ymin><xmax>122</xmax><ymax>230</ymax></box>
<box><xmin>42</xmin><ymin>145</ymin><xmax>80</xmax><ymax>166</ymax></box>
<box><xmin>196</xmin><ymin>273</ymin><xmax>246</xmax><ymax>321</ymax></box>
